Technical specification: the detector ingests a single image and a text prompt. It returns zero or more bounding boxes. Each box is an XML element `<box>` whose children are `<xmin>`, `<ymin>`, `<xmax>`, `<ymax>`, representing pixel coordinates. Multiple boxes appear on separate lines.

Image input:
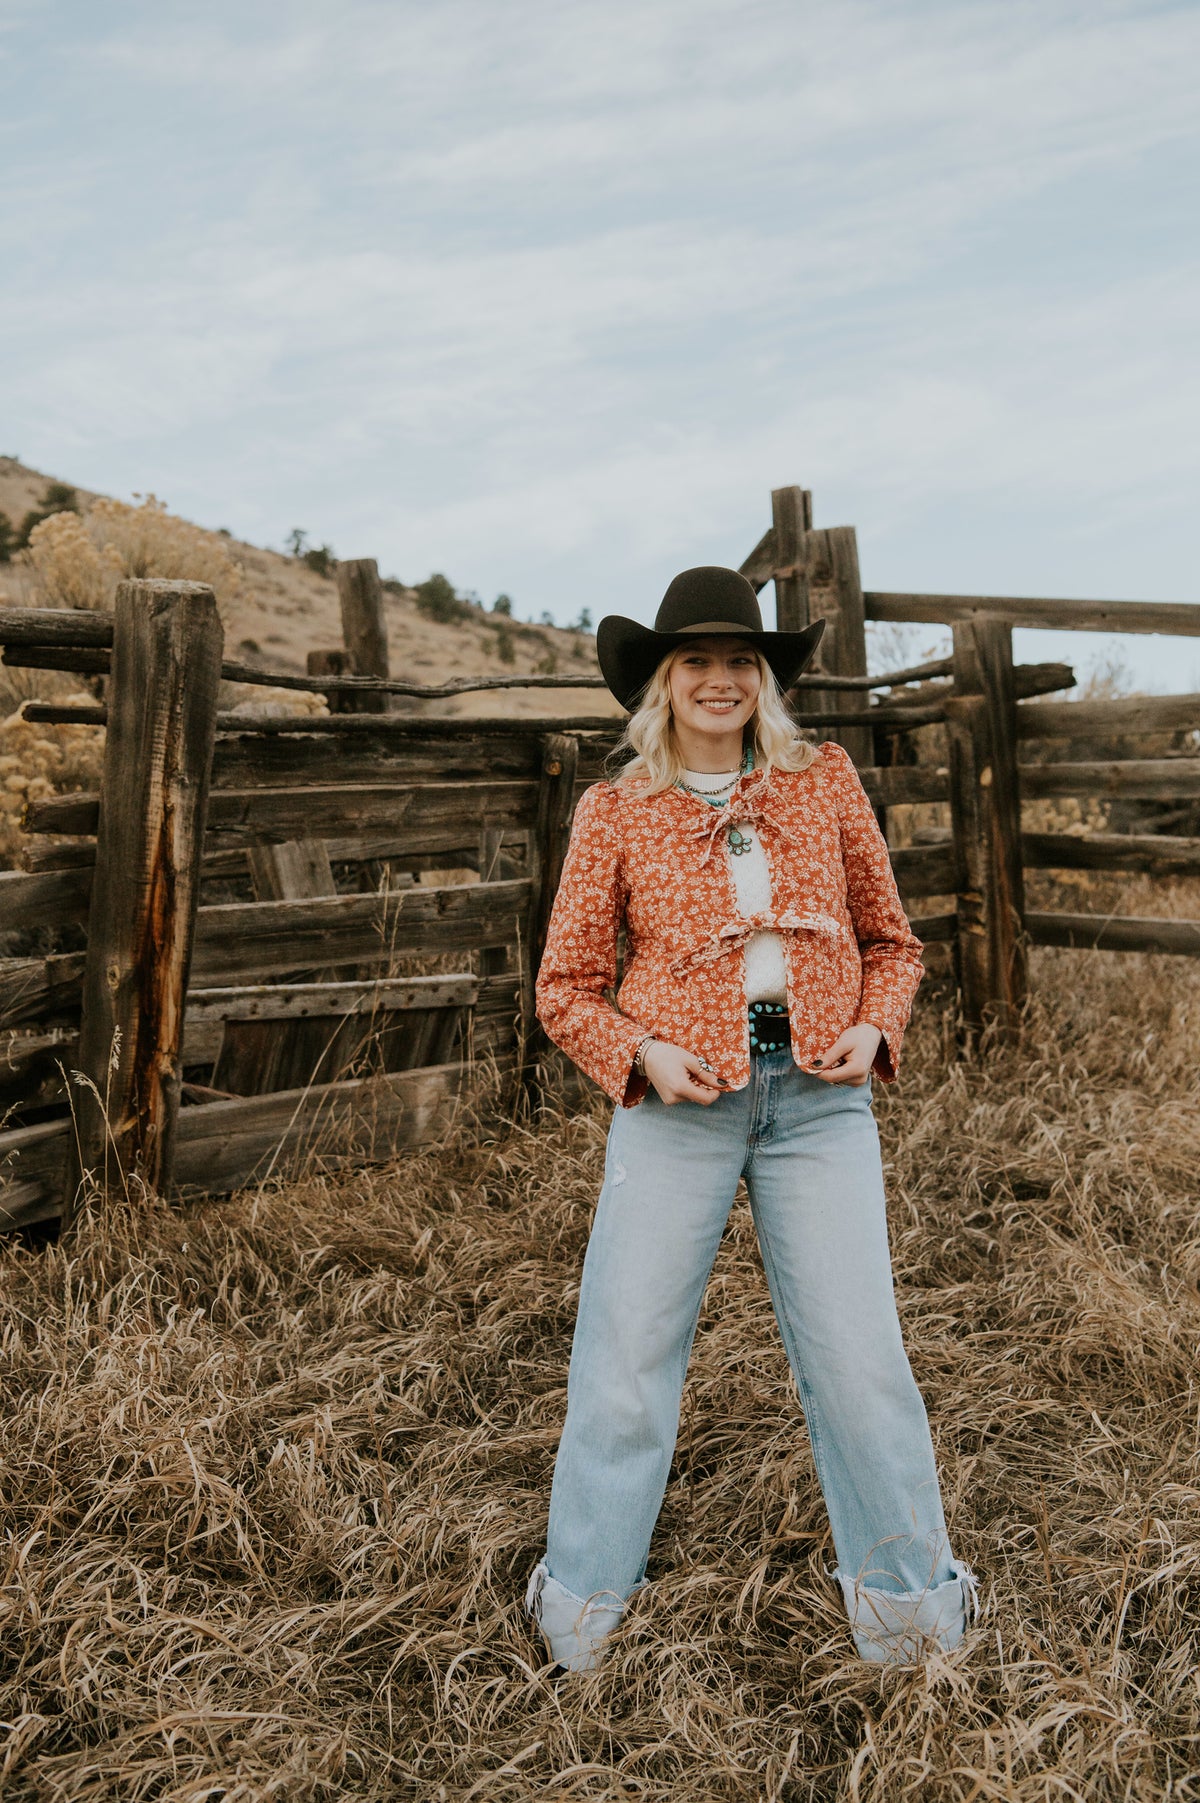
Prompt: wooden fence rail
<box><xmin>1</xmin><ymin>483</ymin><xmax>1197</xmax><ymax>1231</ymax></box>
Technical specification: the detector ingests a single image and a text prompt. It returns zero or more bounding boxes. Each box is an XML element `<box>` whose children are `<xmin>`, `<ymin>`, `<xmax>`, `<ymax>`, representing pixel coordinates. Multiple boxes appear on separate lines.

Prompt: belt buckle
<box><xmin>749</xmin><ymin>1000</ymin><xmax>789</xmax><ymax>1054</ymax></box>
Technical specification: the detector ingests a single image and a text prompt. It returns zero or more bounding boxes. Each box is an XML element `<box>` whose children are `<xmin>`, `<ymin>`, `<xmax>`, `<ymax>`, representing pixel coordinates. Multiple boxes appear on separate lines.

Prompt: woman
<box><xmin>525</xmin><ymin>566</ymin><xmax>976</xmax><ymax>1672</ymax></box>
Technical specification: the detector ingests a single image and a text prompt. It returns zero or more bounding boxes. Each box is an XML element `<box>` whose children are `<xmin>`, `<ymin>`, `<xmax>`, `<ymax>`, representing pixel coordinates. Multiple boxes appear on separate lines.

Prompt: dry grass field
<box><xmin>2</xmin><ymin>919</ymin><xmax>1198</xmax><ymax>1801</ymax></box>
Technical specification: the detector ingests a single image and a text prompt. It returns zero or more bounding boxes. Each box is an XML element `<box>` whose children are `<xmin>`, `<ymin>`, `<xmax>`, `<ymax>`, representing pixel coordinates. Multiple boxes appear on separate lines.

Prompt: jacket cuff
<box><xmin>616</xmin><ymin>1024</ymin><xmax>652</xmax><ymax>1108</ymax></box>
<box><xmin>858</xmin><ymin>1014</ymin><xmax>903</xmax><ymax>1082</ymax></box>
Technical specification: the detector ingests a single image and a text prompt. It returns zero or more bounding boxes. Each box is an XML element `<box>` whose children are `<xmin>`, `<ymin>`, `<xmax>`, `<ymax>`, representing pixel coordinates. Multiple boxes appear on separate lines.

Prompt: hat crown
<box><xmin>654</xmin><ymin>566</ymin><xmax>764</xmax><ymax>636</ymax></box>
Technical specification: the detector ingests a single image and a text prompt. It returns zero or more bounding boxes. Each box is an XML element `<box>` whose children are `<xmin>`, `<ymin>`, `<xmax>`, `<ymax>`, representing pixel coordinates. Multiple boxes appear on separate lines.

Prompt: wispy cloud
<box><xmin>4</xmin><ymin>0</ymin><xmax>1197</xmax><ymax>683</ymax></box>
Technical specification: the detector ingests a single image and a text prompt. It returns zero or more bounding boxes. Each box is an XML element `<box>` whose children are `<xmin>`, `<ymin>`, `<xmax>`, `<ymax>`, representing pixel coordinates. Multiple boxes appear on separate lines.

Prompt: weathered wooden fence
<box><xmin>1</xmin><ymin>491</ymin><xmax>1198</xmax><ymax>1231</ymax></box>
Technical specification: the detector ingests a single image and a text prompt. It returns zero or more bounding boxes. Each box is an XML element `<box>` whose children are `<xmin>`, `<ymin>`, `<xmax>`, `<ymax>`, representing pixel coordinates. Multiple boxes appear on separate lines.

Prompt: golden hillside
<box><xmin>0</xmin><ymin>457</ymin><xmax>620</xmax><ymax>723</ymax></box>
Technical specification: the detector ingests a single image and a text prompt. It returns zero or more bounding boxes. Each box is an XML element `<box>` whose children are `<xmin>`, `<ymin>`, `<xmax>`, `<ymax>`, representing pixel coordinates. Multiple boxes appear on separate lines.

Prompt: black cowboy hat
<box><xmin>596</xmin><ymin>565</ymin><xmax>826</xmax><ymax>712</ymax></box>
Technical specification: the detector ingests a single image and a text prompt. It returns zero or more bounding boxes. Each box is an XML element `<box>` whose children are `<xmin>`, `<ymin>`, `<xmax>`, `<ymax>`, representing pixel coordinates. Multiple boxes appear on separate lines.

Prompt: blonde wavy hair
<box><xmin>607</xmin><ymin>643</ymin><xmax>818</xmax><ymax>794</ymax></box>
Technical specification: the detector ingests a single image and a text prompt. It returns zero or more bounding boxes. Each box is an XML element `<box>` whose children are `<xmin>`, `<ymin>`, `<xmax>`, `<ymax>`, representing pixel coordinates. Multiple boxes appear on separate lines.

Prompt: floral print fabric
<box><xmin>535</xmin><ymin>741</ymin><xmax>924</xmax><ymax>1109</ymax></box>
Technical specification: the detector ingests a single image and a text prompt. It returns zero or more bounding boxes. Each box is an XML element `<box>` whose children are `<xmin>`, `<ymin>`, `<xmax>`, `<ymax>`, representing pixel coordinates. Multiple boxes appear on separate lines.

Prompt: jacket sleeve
<box><xmin>824</xmin><ymin>743</ymin><xmax>924</xmax><ymax>1081</ymax></box>
<box><xmin>534</xmin><ymin>782</ymin><xmax>651</xmax><ymax>1108</ymax></box>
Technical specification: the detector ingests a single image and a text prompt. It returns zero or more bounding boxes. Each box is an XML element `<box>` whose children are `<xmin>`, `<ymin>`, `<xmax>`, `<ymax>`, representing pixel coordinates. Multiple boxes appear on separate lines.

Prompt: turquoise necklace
<box><xmin>678</xmin><ymin>746</ymin><xmax>756</xmax><ymax>855</ymax></box>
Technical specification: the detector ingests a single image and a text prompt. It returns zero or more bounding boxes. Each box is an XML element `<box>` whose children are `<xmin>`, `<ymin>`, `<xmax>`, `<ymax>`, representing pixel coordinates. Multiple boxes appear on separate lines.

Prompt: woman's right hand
<box><xmin>642</xmin><ymin>1040</ymin><xmax>727</xmax><ymax>1105</ymax></box>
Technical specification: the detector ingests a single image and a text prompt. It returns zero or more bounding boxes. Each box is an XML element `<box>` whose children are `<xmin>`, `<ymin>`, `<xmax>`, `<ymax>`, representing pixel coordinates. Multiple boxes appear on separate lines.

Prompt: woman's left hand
<box><xmin>806</xmin><ymin>1024</ymin><xmax>882</xmax><ymax>1086</ymax></box>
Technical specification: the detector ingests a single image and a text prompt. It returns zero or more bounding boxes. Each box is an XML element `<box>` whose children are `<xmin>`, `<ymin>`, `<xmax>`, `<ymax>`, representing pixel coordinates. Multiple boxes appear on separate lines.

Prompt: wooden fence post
<box><xmin>521</xmin><ymin>733</ymin><xmax>579</xmax><ymax>1097</ymax></box>
<box><xmin>307</xmin><ymin>647</ymin><xmax>356</xmax><ymax>714</ymax></box>
<box><xmin>771</xmin><ymin>486</ymin><xmax>812</xmax><ymax>633</ymax></box>
<box><xmin>770</xmin><ymin>489</ymin><xmax>871</xmax><ymax>766</ymax></box>
<box><xmin>337</xmin><ymin>558</ymin><xmax>390</xmax><ymax>714</ymax></box>
<box><xmin>67</xmin><ymin>580</ymin><xmax>223</xmax><ymax>1221</ymax></box>
<box><xmin>945</xmin><ymin>618</ymin><xmax>1027</xmax><ymax>1038</ymax></box>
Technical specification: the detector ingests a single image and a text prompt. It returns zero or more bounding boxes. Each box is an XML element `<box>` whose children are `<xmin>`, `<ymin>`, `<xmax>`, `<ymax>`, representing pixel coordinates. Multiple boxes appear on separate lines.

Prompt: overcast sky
<box><xmin>3</xmin><ymin>0</ymin><xmax>1198</xmax><ymax>686</ymax></box>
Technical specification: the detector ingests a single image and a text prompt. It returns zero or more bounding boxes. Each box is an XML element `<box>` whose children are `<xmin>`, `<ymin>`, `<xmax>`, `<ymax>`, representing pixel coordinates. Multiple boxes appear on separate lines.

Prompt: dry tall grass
<box><xmin>1</xmin><ymin>944</ymin><xmax>1199</xmax><ymax>1801</ymax></box>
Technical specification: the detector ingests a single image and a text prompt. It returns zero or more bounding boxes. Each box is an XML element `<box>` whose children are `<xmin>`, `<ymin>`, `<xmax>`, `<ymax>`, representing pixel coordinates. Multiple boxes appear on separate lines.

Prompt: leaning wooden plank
<box><xmin>214</xmin><ymin>781</ymin><xmax>539</xmax><ymax>845</ymax></box>
<box><xmin>173</xmin><ymin>1057</ymin><xmax>517</xmax><ymax>1195</ymax></box>
<box><xmin>866</xmin><ymin>593</ymin><xmax>1200</xmax><ymax>637</ymax></box>
<box><xmin>0</xmin><ymin>1118</ymin><xmax>70</xmax><ymax>1230</ymax></box>
<box><xmin>738</xmin><ymin>525</ymin><xmax>778</xmax><ymax>590</ymax></box>
<box><xmin>0</xmin><ymin>866</ymin><xmax>93</xmax><ymax>931</ymax></box>
<box><xmin>221</xmin><ymin>714</ymin><xmax>625</xmax><ymax>738</ymax></box>
<box><xmin>25</xmin><ymin>779</ymin><xmax>542</xmax><ymax>843</ymax></box>
<box><xmin>0</xmin><ymin>952</ymin><xmax>86</xmax><ymax>1027</ymax></box>
<box><xmin>888</xmin><ymin>843</ymin><xmax>958</xmax><ymax>899</ymax></box>
<box><xmin>1017</xmin><ymin>694</ymin><xmax>1200</xmax><ymax>738</ymax></box>
<box><xmin>191</xmin><ymin>878</ymin><xmax>532</xmax><ymax>985</ymax></box>
<box><xmin>185</xmin><ymin>973</ymin><xmax>482</xmax><ymax>1024</ymax></box>
<box><xmin>213</xmin><ymin>730</ymin><xmax>549</xmax><ymax>789</ymax></box>
<box><xmin>1022</xmin><ymin>832</ymin><xmax>1200</xmax><ymax>876</ymax></box>
<box><xmin>1026</xmin><ymin>913</ymin><xmax>1200</xmax><ymax>956</ymax></box>
<box><xmin>1018</xmin><ymin>759</ymin><xmax>1200</xmax><ymax>800</ymax></box>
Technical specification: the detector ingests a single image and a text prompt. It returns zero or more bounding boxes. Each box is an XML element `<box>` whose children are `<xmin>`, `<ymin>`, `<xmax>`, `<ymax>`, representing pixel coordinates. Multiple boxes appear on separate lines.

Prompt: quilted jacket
<box><xmin>535</xmin><ymin>741</ymin><xmax>924</xmax><ymax>1108</ymax></box>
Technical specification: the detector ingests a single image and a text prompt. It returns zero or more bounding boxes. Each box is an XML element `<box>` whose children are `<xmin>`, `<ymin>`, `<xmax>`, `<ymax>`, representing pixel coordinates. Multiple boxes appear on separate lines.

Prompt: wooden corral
<box><xmin>1</xmin><ymin>489</ymin><xmax>1198</xmax><ymax>1231</ymax></box>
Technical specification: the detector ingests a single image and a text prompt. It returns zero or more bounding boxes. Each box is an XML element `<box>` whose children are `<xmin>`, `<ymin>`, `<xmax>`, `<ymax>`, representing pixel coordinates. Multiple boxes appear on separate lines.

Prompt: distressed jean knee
<box><xmin>834</xmin><ymin>1561</ymin><xmax>980</xmax><ymax>1666</ymax></box>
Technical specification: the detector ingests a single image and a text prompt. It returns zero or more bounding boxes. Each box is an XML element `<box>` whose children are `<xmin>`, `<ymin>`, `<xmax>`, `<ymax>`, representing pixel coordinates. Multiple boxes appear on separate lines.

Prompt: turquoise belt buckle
<box><xmin>748</xmin><ymin>999</ymin><xmax>789</xmax><ymax>1054</ymax></box>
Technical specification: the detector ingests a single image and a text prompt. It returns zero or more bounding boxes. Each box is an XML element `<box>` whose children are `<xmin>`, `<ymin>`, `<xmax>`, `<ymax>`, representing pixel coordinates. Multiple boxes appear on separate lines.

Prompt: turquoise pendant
<box><xmin>727</xmin><ymin>826</ymin><xmax>752</xmax><ymax>856</ymax></box>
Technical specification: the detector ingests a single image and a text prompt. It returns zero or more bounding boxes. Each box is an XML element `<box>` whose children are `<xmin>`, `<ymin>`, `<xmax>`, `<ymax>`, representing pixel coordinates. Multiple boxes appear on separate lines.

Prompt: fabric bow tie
<box><xmin>690</xmin><ymin>770</ymin><xmax>774</xmax><ymax>866</ymax></box>
<box><xmin>670</xmin><ymin>910</ymin><xmax>843</xmax><ymax>975</ymax></box>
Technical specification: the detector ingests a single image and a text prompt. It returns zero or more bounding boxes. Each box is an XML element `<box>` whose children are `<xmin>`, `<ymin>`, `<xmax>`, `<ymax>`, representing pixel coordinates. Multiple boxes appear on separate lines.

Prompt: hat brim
<box><xmin>596</xmin><ymin>615</ymin><xmax>827</xmax><ymax>713</ymax></box>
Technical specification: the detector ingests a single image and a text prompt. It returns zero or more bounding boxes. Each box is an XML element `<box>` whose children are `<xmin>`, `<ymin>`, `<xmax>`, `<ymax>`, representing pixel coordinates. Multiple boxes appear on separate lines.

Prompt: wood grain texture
<box><xmin>857</xmin><ymin>766</ymin><xmax>950</xmax><ymax>806</ymax></box>
<box><xmin>219</xmin><ymin>830</ymin><xmax>344</xmax><ymax>1094</ymax></box>
<box><xmin>792</xmin><ymin>525</ymin><xmax>872</xmax><ymax>766</ymax></box>
<box><xmin>1026</xmin><ymin>912</ymin><xmax>1200</xmax><ymax>955</ymax></box>
<box><xmin>191</xmin><ymin>878</ymin><xmax>532</xmax><ymax>985</ymax></box>
<box><xmin>0</xmin><ymin>866</ymin><xmax>93</xmax><ymax>931</ymax></box>
<box><xmin>866</xmin><ymin>593</ymin><xmax>1200</xmax><ymax>636</ymax></box>
<box><xmin>889</xmin><ymin>842</ymin><xmax>959</xmax><ymax>898</ymax></box>
<box><xmin>1018</xmin><ymin>693</ymin><xmax>1200</xmax><ymax>738</ymax></box>
<box><xmin>0</xmin><ymin>1053</ymin><xmax>519</xmax><ymax>1222</ymax></box>
<box><xmin>186</xmin><ymin>973</ymin><xmax>484</xmax><ymax>1023</ymax></box>
<box><xmin>337</xmin><ymin>558</ymin><xmax>390</xmax><ymax>714</ymax></box>
<box><xmin>907</xmin><ymin>912</ymin><xmax>956</xmax><ymax>944</ymax></box>
<box><xmin>0</xmin><ymin>607</ymin><xmax>113</xmax><ymax>647</ymax></box>
<box><xmin>770</xmin><ymin>487</ymin><xmax>812</xmax><ymax>634</ymax></box>
<box><xmin>0</xmin><ymin>1118</ymin><xmax>70</xmax><ymax>1228</ymax></box>
<box><xmin>1022</xmin><ymin>831</ymin><xmax>1200</xmax><ymax>876</ymax></box>
<box><xmin>524</xmin><ymin>734</ymin><xmax>580</xmax><ymax>1066</ymax></box>
<box><xmin>526</xmin><ymin>732</ymin><xmax>576</xmax><ymax>988</ymax></box>
<box><xmin>213</xmin><ymin>729</ymin><xmax>550</xmax><ymax>788</ymax></box>
<box><xmin>172</xmin><ymin>1056</ymin><xmax>517</xmax><ymax>1194</ymax></box>
<box><xmin>70</xmin><ymin>579</ymin><xmax>223</xmax><ymax>1215</ymax></box>
<box><xmin>0</xmin><ymin>952</ymin><xmax>86</xmax><ymax>1027</ymax></box>
<box><xmin>1018</xmin><ymin>759</ymin><xmax>1200</xmax><ymax>800</ymax></box>
<box><xmin>946</xmin><ymin>620</ymin><xmax>1027</xmax><ymax>1035</ymax></box>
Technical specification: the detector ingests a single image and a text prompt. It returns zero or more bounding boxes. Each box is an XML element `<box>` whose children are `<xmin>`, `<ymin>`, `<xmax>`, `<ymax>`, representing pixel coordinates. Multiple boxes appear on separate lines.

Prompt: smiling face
<box><xmin>666</xmin><ymin>635</ymin><xmax>762</xmax><ymax>767</ymax></box>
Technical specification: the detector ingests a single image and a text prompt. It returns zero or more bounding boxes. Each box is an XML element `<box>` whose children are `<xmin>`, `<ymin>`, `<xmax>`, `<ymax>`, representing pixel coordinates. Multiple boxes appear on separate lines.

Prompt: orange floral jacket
<box><xmin>535</xmin><ymin>742</ymin><xmax>923</xmax><ymax>1108</ymax></box>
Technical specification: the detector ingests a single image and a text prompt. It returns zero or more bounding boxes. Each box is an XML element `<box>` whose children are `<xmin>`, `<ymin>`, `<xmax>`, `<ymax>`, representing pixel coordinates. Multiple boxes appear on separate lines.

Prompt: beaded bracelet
<box><xmin>632</xmin><ymin>1033</ymin><xmax>656</xmax><ymax>1076</ymax></box>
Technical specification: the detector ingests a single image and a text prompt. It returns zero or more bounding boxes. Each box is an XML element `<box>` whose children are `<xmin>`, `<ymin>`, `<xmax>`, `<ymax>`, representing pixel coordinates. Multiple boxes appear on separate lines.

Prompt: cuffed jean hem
<box><xmin>525</xmin><ymin>1560</ymin><xmax>645</xmax><ymax>1674</ymax></box>
<box><xmin>834</xmin><ymin>1560</ymin><xmax>980</xmax><ymax>1665</ymax></box>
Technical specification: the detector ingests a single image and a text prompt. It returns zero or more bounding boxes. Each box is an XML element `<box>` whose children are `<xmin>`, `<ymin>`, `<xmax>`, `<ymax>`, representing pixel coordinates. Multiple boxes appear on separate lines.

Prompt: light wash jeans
<box><xmin>528</xmin><ymin>1050</ymin><xmax>977</xmax><ymax>1668</ymax></box>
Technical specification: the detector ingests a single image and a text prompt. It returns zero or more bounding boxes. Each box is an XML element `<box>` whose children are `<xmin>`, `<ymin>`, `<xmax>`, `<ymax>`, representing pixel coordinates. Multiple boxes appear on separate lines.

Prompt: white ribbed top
<box><xmin>681</xmin><ymin>768</ymin><xmax>788</xmax><ymax>1003</ymax></box>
